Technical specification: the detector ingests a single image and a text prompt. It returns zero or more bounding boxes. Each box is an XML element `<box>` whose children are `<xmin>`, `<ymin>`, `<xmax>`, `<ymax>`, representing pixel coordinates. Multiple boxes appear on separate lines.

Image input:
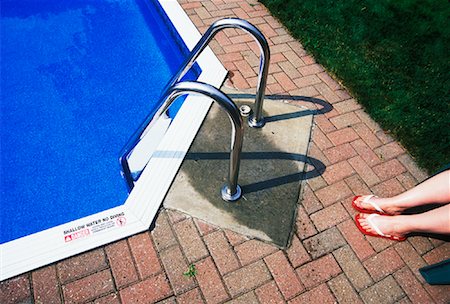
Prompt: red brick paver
<box><xmin>204</xmin><ymin>230</ymin><xmax>240</xmax><ymax>275</ymax></box>
<box><xmin>265</xmin><ymin>251</ymin><xmax>305</xmax><ymax>300</ymax></box>
<box><xmin>105</xmin><ymin>240</ymin><xmax>139</xmax><ymax>289</ymax></box>
<box><xmin>128</xmin><ymin>232</ymin><xmax>162</xmax><ymax>279</ymax></box>
<box><xmin>255</xmin><ymin>281</ymin><xmax>285</xmax><ymax>304</ymax></box>
<box><xmin>119</xmin><ymin>273</ymin><xmax>172</xmax><ymax>304</ymax></box>
<box><xmin>32</xmin><ymin>266</ymin><xmax>61</xmax><ymax>304</ymax></box>
<box><xmin>363</xmin><ymin>247</ymin><xmax>405</xmax><ymax>282</ymax></box>
<box><xmin>3</xmin><ymin>1</ymin><xmax>445</xmax><ymax>303</ymax></box>
<box><xmin>62</xmin><ymin>270</ymin><xmax>114</xmax><ymax>304</ymax></box>
<box><xmin>195</xmin><ymin>257</ymin><xmax>230</xmax><ymax>303</ymax></box>
<box><xmin>224</xmin><ymin>260</ymin><xmax>271</xmax><ymax>297</ymax></box>
<box><xmin>0</xmin><ymin>275</ymin><xmax>31</xmax><ymax>304</ymax></box>
<box><xmin>57</xmin><ymin>249</ymin><xmax>108</xmax><ymax>284</ymax></box>
<box><xmin>328</xmin><ymin>274</ymin><xmax>363</xmax><ymax>304</ymax></box>
<box><xmin>289</xmin><ymin>284</ymin><xmax>336</xmax><ymax>304</ymax></box>
<box><xmin>176</xmin><ymin>288</ymin><xmax>204</xmax><ymax>304</ymax></box>
<box><xmin>159</xmin><ymin>245</ymin><xmax>196</xmax><ymax>295</ymax></box>
<box><xmin>235</xmin><ymin>239</ymin><xmax>278</xmax><ymax>266</ymax></box>
<box><xmin>297</xmin><ymin>254</ymin><xmax>342</xmax><ymax>289</ymax></box>
<box><xmin>286</xmin><ymin>234</ymin><xmax>312</xmax><ymax>268</ymax></box>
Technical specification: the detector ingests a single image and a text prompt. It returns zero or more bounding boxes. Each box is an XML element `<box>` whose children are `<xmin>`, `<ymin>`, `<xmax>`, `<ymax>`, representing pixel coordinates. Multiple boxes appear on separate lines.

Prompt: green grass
<box><xmin>260</xmin><ymin>0</ymin><xmax>449</xmax><ymax>173</ymax></box>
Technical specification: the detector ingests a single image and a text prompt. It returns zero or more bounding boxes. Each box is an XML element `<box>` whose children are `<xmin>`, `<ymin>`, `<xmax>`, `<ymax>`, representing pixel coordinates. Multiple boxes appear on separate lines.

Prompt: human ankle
<box><xmin>379</xmin><ymin>197</ymin><xmax>405</xmax><ymax>214</ymax></box>
<box><xmin>391</xmin><ymin>215</ymin><xmax>411</xmax><ymax>235</ymax></box>
<box><xmin>369</xmin><ymin>198</ymin><xmax>399</xmax><ymax>214</ymax></box>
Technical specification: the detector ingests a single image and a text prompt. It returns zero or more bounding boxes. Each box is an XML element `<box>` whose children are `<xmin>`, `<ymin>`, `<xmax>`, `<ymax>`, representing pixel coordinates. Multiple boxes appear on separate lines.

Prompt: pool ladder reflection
<box><xmin>120</xmin><ymin>18</ymin><xmax>271</xmax><ymax>202</ymax></box>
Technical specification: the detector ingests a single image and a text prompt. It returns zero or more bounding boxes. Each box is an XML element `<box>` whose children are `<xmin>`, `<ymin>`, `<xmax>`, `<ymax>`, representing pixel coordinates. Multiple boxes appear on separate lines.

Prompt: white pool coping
<box><xmin>0</xmin><ymin>0</ymin><xmax>227</xmax><ymax>281</ymax></box>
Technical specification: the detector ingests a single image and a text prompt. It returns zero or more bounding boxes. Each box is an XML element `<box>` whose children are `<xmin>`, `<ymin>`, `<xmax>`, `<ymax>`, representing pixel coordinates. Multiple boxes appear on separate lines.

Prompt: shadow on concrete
<box><xmin>227</xmin><ymin>93</ymin><xmax>333</xmax><ymax>117</ymax></box>
<box><xmin>186</xmin><ymin>152</ymin><xmax>325</xmax><ymax>194</ymax></box>
<box><xmin>164</xmin><ymin>97</ymin><xmax>322</xmax><ymax>247</ymax></box>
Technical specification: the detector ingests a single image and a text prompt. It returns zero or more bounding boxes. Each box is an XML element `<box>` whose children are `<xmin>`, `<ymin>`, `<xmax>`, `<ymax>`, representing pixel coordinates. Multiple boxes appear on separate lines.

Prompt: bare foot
<box><xmin>354</xmin><ymin>196</ymin><xmax>403</xmax><ymax>215</ymax></box>
<box><xmin>356</xmin><ymin>213</ymin><xmax>408</xmax><ymax>240</ymax></box>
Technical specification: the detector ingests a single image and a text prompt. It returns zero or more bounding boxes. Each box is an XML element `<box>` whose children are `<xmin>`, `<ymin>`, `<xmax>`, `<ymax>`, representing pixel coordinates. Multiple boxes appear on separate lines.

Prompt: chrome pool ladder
<box><xmin>120</xmin><ymin>18</ymin><xmax>271</xmax><ymax>202</ymax></box>
<box><xmin>166</xmin><ymin>18</ymin><xmax>271</xmax><ymax>128</ymax></box>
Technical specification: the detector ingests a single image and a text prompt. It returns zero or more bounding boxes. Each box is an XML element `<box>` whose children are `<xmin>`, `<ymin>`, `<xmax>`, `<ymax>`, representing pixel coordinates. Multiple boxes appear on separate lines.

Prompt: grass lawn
<box><xmin>260</xmin><ymin>0</ymin><xmax>449</xmax><ymax>173</ymax></box>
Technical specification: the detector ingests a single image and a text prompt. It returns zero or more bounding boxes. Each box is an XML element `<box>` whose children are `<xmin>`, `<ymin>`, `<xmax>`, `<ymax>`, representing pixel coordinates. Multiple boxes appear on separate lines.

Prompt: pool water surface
<box><xmin>1</xmin><ymin>0</ymin><xmax>198</xmax><ymax>243</ymax></box>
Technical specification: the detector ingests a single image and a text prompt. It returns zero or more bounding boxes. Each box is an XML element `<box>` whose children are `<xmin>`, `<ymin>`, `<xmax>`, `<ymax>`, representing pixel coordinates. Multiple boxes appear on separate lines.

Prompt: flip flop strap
<box><xmin>362</xmin><ymin>195</ymin><xmax>384</xmax><ymax>213</ymax></box>
<box><xmin>367</xmin><ymin>214</ymin><xmax>386</xmax><ymax>237</ymax></box>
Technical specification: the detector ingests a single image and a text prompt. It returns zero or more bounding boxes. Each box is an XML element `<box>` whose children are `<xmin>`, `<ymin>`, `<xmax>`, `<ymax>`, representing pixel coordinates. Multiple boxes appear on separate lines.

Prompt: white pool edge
<box><xmin>0</xmin><ymin>0</ymin><xmax>227</xmax><ymax>281</ymax></box>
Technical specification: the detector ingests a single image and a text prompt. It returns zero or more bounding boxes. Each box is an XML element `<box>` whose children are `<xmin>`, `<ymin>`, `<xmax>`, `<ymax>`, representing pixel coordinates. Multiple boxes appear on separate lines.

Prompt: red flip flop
<box><xmin>355</xmin><ymin>213</ymin><xmax>406</xmax><ymax>242</ymax></box>
<box><xmin>352</xmin><ymin>195</ymin><xmax>385</xmax><ymax>214</ymax></box>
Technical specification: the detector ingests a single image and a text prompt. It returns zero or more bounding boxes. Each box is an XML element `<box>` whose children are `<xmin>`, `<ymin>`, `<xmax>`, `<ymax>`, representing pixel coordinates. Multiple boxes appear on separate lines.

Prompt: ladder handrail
<box><xmin>120</xmin><ymin>18</ymin><xmax>271</xmax><ymax>201</ymax></box>
<box><xmin>164</xmin><ymin>18</ymin><xmax>270</xmax><ymax>128</ymax></box>
<box><xmin>120</xmin><ymin>81</ymin><xmax>244</xmax><ymax>201</ymax></box>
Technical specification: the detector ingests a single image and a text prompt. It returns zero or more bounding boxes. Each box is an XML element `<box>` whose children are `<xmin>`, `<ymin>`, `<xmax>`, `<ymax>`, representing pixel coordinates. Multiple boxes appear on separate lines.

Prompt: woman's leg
<box><xmin>354</xmin><ymin>170</ymin><xmax>450</xmax><ymax>214</ymax></box>
<box><xmin>356</xmin><ymin>204</ymin><xmax>450</xmax><ymax>239</ymax></box>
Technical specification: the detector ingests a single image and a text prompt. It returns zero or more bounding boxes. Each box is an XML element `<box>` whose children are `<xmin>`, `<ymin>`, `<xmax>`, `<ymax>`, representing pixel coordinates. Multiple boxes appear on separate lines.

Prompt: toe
<box><xmin>355</xmin><ymin>196</ymin><xmax>374</xmax><ymax>210</ymax></box>
<box><xmin>354</xmin><ymin>196</ymin><xmax>364</xmax><ymax>208</ymax></box>
<box><xmin>357</xmin><ymin>215</ymin><xmax>372</xmax><ymax>230</ymax></box>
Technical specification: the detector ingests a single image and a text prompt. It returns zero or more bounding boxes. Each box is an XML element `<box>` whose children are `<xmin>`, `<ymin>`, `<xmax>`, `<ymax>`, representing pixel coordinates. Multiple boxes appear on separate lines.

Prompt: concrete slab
<box><xmin>164</xmin><ymin>89</ymin><xmax>313</xmax><ymax>248</ymax></box>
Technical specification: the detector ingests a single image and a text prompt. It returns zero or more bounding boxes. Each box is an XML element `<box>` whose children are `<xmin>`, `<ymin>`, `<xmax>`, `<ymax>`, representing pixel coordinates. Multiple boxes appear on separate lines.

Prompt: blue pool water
<box><xmin>1</xmin><ymin>0</ymin><xmax>199</xmax><ymax>243</ymax></box>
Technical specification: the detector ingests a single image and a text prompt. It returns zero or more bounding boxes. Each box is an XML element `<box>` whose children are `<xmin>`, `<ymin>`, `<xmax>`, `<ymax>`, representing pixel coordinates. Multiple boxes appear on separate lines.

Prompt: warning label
<box><xmin>63</xmin><ymin>212</ymin><xmax>126</xmax><ymax>242</ymax></box>
<box><xmin>91</xmin><ymin>221</ymin><xmax>115</xmax><ymax>234</ymax></box>
<box><xmin>64</xmin><ymin>229</ymin><xmax>90</xmax><ymax>242</ymax></box>
<box><xmin>116</xmin><ymin>216</ymin><xmax>127</xmax><ymax>227</ymax></box>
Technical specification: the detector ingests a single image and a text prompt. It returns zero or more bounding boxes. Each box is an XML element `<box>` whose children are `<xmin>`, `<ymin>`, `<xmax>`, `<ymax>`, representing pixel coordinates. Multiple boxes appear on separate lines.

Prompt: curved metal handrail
<box><xmin>165</xmin><ymin>18</ymin><xmax>270</xmax><ymax>128</ymax></box>
<box><xmin>120</xmin><ymin>81</ymin><xmax>244</xmax><ymax>202</ymax></box>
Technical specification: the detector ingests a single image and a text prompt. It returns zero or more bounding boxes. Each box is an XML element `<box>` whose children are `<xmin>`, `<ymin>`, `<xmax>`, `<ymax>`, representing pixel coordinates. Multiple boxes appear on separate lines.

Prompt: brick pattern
<box><xmin>296</xmin><ymin>254</ymin><xmax>341</xmax><ymax>289</ymax></box>
<box><xmin>62</xmin><ymin>270</ymin><xmax>114</xmax><ymax>304</ymax></box>
<box><xmin>128</xmin><ymin>232</ymin><xmax>162</xmax><ymax>279</ymax></box>
<box><xmin>265</xmin><ymin>251</ymin><xmax>305</xmax><ymax>300</ymax></box>
<box><xmin>4</xmin><ymin>1</ymin><xmax>438</xmax><ymax>303</ymax></box>
<box><xmin>159</xmin><ymin>245</ymin><xmax>196</xmax><ymax>295</ymax></box>
<box><xmin>289</xmin><ymin>284</ymin><xmax>336</xmax><ymax>304</ymax></box>
<box><xmin>333</xmin><ymin>246</ymin><xmax>373</xmax><ymax>291</ymax></box>
<box><xmin>223</xmin><ymin>260</ymin><xmax>271</xmax><ymax>297</ymax></box>
<box><xmin>328</xmin><ymin>274</ymin><xmax>363</xmax><ymax>304</ymax></box>
<box><xmin>56</xmin><ymin>249</ymin><xmax>108</xmax><ymax>284</ymax></box>
<box><xmin>176</xmin><ymin>288</ymin><xmax>204</xmax><ymax>304</ymax></box>
<box><xmin>204</xmin><ymin>230</ymin><xmax>240</xmax><ymax>275</ymax></box>
<box><xmin>195</xmin><ymin>257</ymin><xmax>230</xmax><ymax>303</ymax></box>
<box><xmin>32</xmin><ymin>266</ymin><xmax>61</xmax><ymax>304</ymax></box>
<box><xmin>173</xmin><ymin>218</ymin><xmax>209</xmax><ymax>263</ymax></box>
<box><xmin>105</xmin><ymin>240</ymin><xmax>139</xmax><ymax>289</ymax></box>
<box><xmin>119</xmin><ymin>273</ymin><xmax>172</xmax><ymax>304</ymax></box>
<box><xmin>255</xmin><ymin>281</ymin><xmax>285</xmax><ymax>304</ymax></box>
<box><xmin>360</xmin><ymin>276</ymin><xmax>405</xmax><ymax>303</ymax></box>
<box><xmin>363</xmin><ymin>247</ymin><xmax>405</xmax><ymax>282</ymax></box>
<box><xmin>0</xmin><ymin>275</ymin><xmax>31</xmax><ymax>304</ymax></box>
<box><xmin>234</xmin><ymin>239</ymin><xmax>278</xmax><ymax>266</ymax></box>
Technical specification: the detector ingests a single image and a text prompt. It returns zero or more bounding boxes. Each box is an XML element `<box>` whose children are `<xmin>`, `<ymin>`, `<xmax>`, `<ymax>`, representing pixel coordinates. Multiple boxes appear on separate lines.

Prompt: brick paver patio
<box><xmin>1</xmin><ymin>0</ymin><xmax>449</xmax><ymax>303</ymax></box>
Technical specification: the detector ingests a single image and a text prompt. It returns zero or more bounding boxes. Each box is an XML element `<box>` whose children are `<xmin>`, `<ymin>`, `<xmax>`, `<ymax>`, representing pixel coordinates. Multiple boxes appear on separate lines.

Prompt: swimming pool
<box><xmin>1</xmin><ymin>0</ymin><xmax>226</xmax><ymax>280</ymax></box>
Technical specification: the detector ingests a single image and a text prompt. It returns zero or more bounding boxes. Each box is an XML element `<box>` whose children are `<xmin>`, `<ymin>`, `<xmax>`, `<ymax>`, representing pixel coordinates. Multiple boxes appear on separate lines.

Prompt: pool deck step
<box><xmin>164</xmin><ymin>87</ymin><xmax>314</xmax><ymax>248</ymax></box>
